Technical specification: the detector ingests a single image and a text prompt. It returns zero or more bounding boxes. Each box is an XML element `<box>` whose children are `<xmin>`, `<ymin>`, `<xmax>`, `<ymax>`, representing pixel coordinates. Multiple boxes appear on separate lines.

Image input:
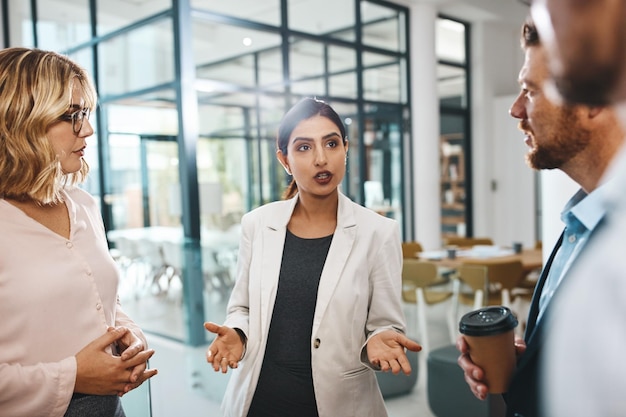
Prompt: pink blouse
<box><xmin>0</xmin><ymin>187</ymin><xmax>146</xmax><ymax>417</ymax></box>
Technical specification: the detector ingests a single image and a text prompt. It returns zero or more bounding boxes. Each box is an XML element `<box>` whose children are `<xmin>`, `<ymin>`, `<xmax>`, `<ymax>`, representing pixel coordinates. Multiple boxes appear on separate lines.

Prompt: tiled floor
<box><xmin>119</xmin><ymin>278</ymin><xmax>467</xmax><ymax>417</ymax></box>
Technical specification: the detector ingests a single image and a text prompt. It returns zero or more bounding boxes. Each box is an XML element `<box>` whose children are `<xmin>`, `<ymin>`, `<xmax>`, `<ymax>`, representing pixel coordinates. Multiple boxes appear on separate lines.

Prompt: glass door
<box><xmin>358</xmin><ymin>103</ymin><xmax>406</xmax><ymax>229</ymax></box>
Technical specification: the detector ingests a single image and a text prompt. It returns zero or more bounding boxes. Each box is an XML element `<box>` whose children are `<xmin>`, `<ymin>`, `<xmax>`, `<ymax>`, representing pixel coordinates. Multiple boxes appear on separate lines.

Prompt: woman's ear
<box><xmin>276</xmin><ymin>150</ymin><xmax>292</xmax><ymax>175</ymax></box>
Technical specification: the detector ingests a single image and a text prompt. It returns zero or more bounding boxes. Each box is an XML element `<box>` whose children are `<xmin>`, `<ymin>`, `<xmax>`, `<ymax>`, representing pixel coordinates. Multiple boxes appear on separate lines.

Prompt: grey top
<box><xmin>248</xmin><ymin>229</ymin><xmax>333</xmax><ymax>417</ymax></box>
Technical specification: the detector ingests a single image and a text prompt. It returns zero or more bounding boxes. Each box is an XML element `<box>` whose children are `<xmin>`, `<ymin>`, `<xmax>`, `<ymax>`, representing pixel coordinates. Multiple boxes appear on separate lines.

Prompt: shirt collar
<box><xmin>563</xmin><ymin>185</ymin><xmax>608</xmax><ymax>232</ymax></box>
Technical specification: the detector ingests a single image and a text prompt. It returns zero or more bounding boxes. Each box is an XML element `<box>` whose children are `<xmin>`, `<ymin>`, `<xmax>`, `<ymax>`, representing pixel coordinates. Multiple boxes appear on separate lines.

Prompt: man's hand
<box><xmin>456</xmin><ymin>334</ymin><xmax>525</xmax><ymax>400</ymax></box>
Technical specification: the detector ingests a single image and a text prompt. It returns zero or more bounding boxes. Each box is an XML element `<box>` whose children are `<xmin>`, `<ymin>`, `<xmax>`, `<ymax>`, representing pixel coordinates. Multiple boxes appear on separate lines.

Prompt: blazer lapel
<box><xmin>524</xmin><ymin>231</ymin><xmax>564</xmax><ymax>342</ymax></box>
<box><xmin>259</xmin><ymin>197</ymin><xmax>298</xmax><ymax>332</ymax></box>
<box><xmin>512</xmin><ymin>231</ymin><xmax>564</xmax><ymax>372</ymax></box>
<box><xmin>312</xmin><ymin>193</ymin><xmax>357</xmax><ymax>334</ymax></box>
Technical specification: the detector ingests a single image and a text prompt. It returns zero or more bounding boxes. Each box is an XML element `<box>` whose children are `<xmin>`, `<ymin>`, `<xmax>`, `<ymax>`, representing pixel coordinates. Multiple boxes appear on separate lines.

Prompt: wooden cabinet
<box><xmin>440</xmin><ymin>133</ymin><xmax>466</xmax><ymax>236</ymax></box>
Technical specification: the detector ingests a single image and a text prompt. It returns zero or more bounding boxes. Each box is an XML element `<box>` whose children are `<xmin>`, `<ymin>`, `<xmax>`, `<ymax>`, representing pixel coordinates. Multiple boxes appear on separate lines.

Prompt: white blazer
<box><xmin>221</xmin><ymin>192</ymin><xmax>406</xmax><ymax>417</ymax></box>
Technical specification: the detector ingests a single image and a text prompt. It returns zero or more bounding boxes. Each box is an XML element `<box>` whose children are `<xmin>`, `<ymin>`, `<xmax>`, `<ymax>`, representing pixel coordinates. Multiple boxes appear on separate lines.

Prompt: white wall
<box><xmin>470</xmin><ymin>21</ymin><xmax>578</xmax><ymax>253</ymax></box>
<box><xmin>410</xmin><ymin>2</ymin><xmax>442</xmax><ymax>250</ymax></box>
<box><xmin>470</xmin><ymin>21</ymin><xmax>531</xmax><ymax>246</ymax></box>
<box><xmin>539</xmin><ymin>170</ymin><xmax>578</xmax><ymax>260</ymax></box>
<box><xmin>491</xmin><ymin>95</ymin><xmax>537</xmax><ymax>248</ymax></box>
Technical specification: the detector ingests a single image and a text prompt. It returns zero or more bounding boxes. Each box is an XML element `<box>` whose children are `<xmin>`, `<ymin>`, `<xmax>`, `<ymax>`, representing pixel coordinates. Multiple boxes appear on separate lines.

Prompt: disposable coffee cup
<box><xmin>459</xmin><ymin>306</ymin><xmax>518</xmax><ymax>394</ymax></box>
<box><xmin>512</xmin><ymin>242</ymin><xmax>523</xmax><ymax>254</ymax></box>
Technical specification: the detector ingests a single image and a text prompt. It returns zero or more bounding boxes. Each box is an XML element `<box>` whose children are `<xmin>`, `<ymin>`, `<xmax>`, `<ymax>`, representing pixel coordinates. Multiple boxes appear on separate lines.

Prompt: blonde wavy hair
<box><xmin>0</xmin><ymin>47</ymin><xmax>97</xmax><ymax>204</ymax></box>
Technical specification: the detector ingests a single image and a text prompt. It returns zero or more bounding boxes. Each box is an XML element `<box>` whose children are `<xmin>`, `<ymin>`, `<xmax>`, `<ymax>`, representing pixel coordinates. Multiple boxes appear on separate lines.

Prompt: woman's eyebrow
<box><xmin>291</xmin><ymin>131</ymin><xmax>341</xmax><ymax>145</ymax></box>
<box><xmin>322</xmin><ymin>132</ymin><xmax>341</xmax><ymax>140</ymax></box>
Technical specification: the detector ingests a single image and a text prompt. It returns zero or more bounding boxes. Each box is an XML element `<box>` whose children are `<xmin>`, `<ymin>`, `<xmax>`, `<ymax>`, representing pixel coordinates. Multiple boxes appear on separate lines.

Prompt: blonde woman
<box><xmin>0</xmin><ymin>47</ymin><xmax>157</xmax><ymax>417</ymax></box>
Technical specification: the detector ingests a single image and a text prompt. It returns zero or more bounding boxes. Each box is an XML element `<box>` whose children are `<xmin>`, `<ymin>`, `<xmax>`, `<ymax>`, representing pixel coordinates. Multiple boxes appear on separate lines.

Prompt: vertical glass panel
<box><xmin>290</xmin><ymin>37</ymin><xmax>326</xmax><ymax>97</ymax></box>
<box><xmin>330</xmin><ymin>101</ymin><xmax>359</xmax><ymax>202</ymax></box>
<box><xmin>198</xmin><ymin>133</ymin><xmax>245</xmax><ymax>338</ymax></box>
<box><xmin>288</xmin><ymin>0</ymin><xmax>355</xmax><ymax>41</ymax></box>
<box><xmin>106</xmin><ymin>135</ymin><xmax>181</xmax><ymax>230</ymax></box>
<box><xmin>98</xmin><ymin>19</ymin><xmax>174</xmax><ymax>96</ymax></box>
<box><xmin>291</xmin><ymin>78</ymin><xmax>326</xmax><ymax>97</ymax></box>
<box><xmin>97</xmin><ymin>0</ymin><xmax>171</xmax><ymax>36</ymax></box>
<box><xmin>329</xmin><ymin>72</ymin><xmax>357</xmax><ymax>99</ymax></box>
<box><xmin>107</xmin><ymin>135</ymin><xmax>185</xmax><ymax>340</ymax></box>
<box><xmin>257</xmin><ymin>47</ymin><xmax>283</xmax><ymax>90</ymax></box>
<box><xmin>438</xmin><ymin>64</ymin><xmax>467</xmax><ymax>108</ymax></box>
<box><xmin>105</xmin><ymin>90</ymin><xmax>179</xmax><ymax>230</ymax></box>
<box><xmin>254</xmin><ymin>95</ymin><xmax>286</xmax><ymax>206</ymax></box>
<box><xmin>362</xmin><ymin>103</ymin><xmax>404</xmax><ymax>229</ymax></box>
<box><xmin>35</xmin><ymin>0</ymin><xmax>90</xmax><ymax>51</ymax></box>
<box><xmin>440</xmin><ymin>115</ymin><xmax>467</xmax><ymax>237</ymax></box>
<box><xmin>195</xmin><ymin>92</ymin><xmax>285</xmax><ymax>209</ymax></box>
<box><xmin>144</xmin><ymin>140</ymin><xmax>181</xmax><ymax>228</ymax></box>
<box><xmin>7</xmin><ymin>0</ymin><xmax>34</xmax><ymax>47</ymax></box>
<box><xmin>259</xmin><ymin>135</ymin><xmax>280</xmax><ymax>205</ymax></box>
<box><xmin>362</xmin><ymin>53</ymin><xmax>401</xmax><ymax>103</ymax></box>
<box><xmin>328</xmin><ymin>34</ymin><xmax>358</xmax><ymax>98</ymax></box>
<box><xmin>197</xmin><ymin>136</ymin><xmax>247</xmax><ymax>233</ymax></box>
<box><xmin>67</xmin><ymin>47</ymin><xmax>95</xmax><ymax>86</ymax></box>
<box><xmin>361</xmin><ymin>1</ymin><xmax>403</xmax><ymax>52</ymax></box>
<box><xmin>436</xmin><ymin>18</ymin><xmax>466</xmax><ymax>64</ymax></box>
<box><xmin>328</xmin><ymin>44</ymin><xmax>357</xmax><ymax>73</ymax></box>
<box><xmin>105</xmin><ymin>91</ymin><xmax>185</xmax><ymax>341</ymax></box>
<box><xmin>191</xmin><ymin>0</ymin><xmax>281</xmax><ymax>27</ymax></box>
<box><xmin>193</xmin><ymin>18</ymin><xmax>282</xmax><ymax>89</ymax></box>
<box><xmin>196</xmin><ymin>100</ymin><xmax>252</xmax><ymax>229</ymax></box>
<box><xmin>107</xmin><ymin>133</ymin><xmax>143</xmax><ymax>230</ymax></box>
<box><xmin>108</xmin><ymin>93</ymin><xmax>178</xmax><ymax>136</ymax></box>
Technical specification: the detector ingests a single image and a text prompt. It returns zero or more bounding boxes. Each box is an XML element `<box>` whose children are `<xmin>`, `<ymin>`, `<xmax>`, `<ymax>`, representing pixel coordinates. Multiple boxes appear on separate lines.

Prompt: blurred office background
<box><xmin>1</xmin><ymin>1</ymin><xmax>577</xmax><ymax>415</ymax></box>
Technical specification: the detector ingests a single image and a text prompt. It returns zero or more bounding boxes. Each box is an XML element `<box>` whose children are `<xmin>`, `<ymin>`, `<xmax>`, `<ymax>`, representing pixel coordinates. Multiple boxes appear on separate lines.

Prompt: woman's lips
<box><xmin>314</xmin><ymin>172</ymin><xmax>332</xmax><ymax>184</ymax></box>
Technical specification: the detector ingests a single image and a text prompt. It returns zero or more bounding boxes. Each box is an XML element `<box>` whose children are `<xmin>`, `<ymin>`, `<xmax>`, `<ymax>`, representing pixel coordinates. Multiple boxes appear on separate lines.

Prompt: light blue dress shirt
<box><xmin>537</xmin><ymin>186</ymin><xmax>607</xmax><ymax>321</ymax></box>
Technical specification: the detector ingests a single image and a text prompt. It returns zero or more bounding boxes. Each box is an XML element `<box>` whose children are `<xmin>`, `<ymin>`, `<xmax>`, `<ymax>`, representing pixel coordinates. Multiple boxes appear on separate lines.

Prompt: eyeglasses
<box><xmin>59</xmin><ymin>107</ymin><xmax>91</xmax><ymax>134</ymax></box>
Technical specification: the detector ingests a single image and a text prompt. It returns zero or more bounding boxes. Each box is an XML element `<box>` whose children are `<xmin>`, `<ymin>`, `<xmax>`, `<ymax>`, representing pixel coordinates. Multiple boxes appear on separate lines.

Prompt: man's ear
<box><xmin>276</xmin><ymin>150</ymin><xmax>292</xmax><ymax>175</ymax></box>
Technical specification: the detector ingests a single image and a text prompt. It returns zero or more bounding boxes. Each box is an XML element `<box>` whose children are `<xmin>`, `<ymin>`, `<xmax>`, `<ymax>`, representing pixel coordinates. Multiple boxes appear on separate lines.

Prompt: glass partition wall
<box><xmin>436</xmin><ymin>16</ymin><xmax>471</xmax><ymax>238</ymax></box>
<box><xmin>5</xmin><ymin>0</ymin><xmax>413</xmax><ymax>345</ymax></box>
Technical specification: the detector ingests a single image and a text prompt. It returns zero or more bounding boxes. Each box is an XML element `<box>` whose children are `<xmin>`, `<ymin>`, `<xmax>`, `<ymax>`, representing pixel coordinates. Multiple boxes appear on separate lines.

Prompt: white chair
<box><xmin>202</xmin><ymin>245</ymin><xmax>233</xmax><ymax>301</ymax></box>
<box><xmin>160</xmin><ymin>240</ymin><xmax>184</xmax><ymax>303</ymax></box>
<box><xmin>136</xmin><ymin>239</ymin><xmax>174</xmax><ymax>296</ymax></box>
<box><xmin>112</xmin><ymin>236</ymin><xmax>146</xmax><ymax>299</ymax></box>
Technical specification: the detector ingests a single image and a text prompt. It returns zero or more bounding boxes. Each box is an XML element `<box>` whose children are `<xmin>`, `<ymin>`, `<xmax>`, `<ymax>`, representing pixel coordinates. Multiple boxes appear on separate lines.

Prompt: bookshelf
<box><xmin>440</xmin><ymin>133</ymin><xmax>466</xmax><ymax>236</ymax></box>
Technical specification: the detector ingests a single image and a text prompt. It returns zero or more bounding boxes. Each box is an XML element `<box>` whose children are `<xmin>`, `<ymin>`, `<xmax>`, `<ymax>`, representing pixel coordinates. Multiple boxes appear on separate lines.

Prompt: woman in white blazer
<box><xmin>204</xmin><ymin>98</ymin><xmax>420</xmax><ymax>417</ymax></box>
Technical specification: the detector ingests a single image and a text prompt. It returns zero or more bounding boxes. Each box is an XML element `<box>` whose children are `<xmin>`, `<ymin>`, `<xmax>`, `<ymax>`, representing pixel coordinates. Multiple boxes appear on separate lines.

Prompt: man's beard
<box><xmin>525</xmin><ymin>109</ymin><xmax>591</xmax><ymax>170</ymax></box>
